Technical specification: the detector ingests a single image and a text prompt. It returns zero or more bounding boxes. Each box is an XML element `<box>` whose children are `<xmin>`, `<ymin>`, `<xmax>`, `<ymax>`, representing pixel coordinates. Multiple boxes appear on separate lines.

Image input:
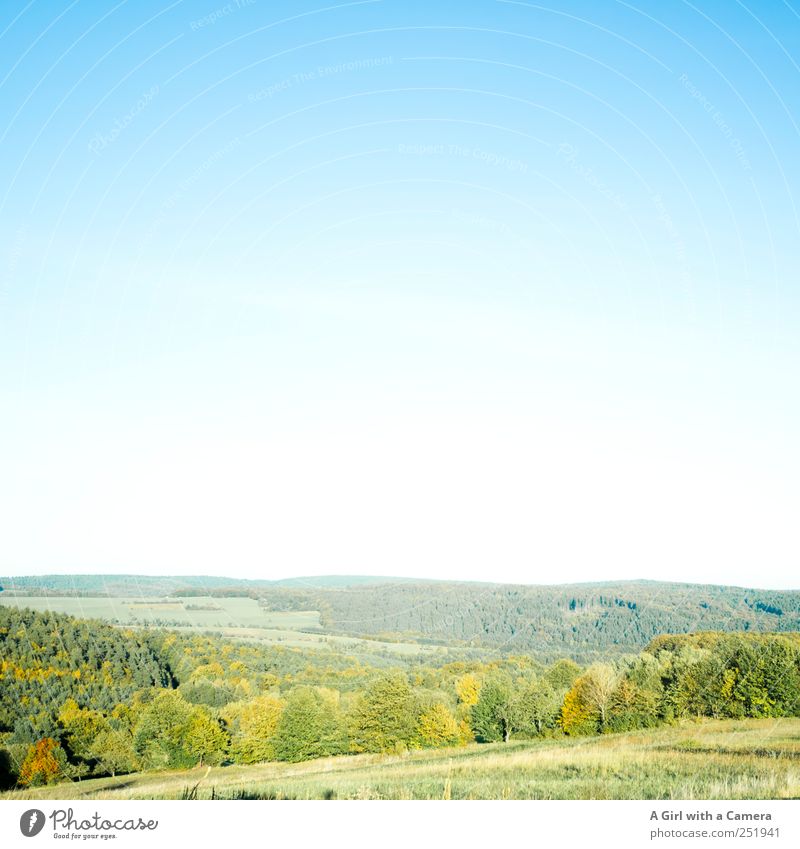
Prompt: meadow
<box><xmin>0</xmin><ymin>595</ymin><xmax>316</xmax><ymax>629</ymax></box>
<box><xmin>4</xmin><ymin>719</ymin><xmax>799</xmax><ymax>801</ymax></box>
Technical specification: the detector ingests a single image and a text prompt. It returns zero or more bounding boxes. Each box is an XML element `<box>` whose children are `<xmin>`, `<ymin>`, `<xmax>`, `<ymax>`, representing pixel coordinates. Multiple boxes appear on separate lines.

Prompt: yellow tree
<box><xmin>223</xmin><ymin>695</ymin><xmax>284</xmax><ymax>764</ymax></box>
<box><xmin>455</xmin><ymin>674</ymin><xmax>480</xmax><ymax>706</ymax></box>
<box><xmin>417</xmin><ymin>703</ymin><xmax>460</xmax><ymax>748</ymax></box>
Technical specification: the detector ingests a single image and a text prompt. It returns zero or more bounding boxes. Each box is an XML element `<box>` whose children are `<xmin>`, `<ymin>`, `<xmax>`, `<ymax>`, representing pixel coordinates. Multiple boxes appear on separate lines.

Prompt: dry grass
<box><xmin>3</xmin><ymin>718</ymin><xmax>799</xmax><ymax>801</ymax></box>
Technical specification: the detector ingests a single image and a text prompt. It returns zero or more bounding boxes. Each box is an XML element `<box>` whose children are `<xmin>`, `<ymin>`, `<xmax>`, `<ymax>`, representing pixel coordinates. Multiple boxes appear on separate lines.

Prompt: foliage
<box><xmin>350</xmin><ymin>673</ymin><xmax>419</xmax><ymax>753</ymax></box>
<box><xmin>223</xmin><ymin>696</ymin><xmax>283</xmax><ymax>764</ymax></box>
<box><xmin>417</xmin><ymin>703</ymin><xmax>460</xmax><ymax>748</ymax></box>
<box><xmin>455</xmin><ymin>674</ymin><xmax>480</xmax><ymax>706</ymax></box>
<box><xmin>560</xmin><ymin>679</ymin><xmax>599</xmax><ymax>736</ymax></box>
<box><xmin>3</xmin><ymin>604</ymin><xmax>800</xmax><ymax>788</ymax></box>
<box><xmin>471</xmin><ymin>673</ymin><xmax>517</xmax><ymax>743</ymax></box>
<box><xmin>19</xmin><ymin>738</ymin><xmax>69</xmax><ymax>787</ymax></box>
<box><xmin>133</xmin><ymin>692</ymin><xmax>226</xmax><ymax>769</ymax></box>
<box><xmin>272</xmin><ymin>688</ymin><xmax>346</xmax><ymax>762</ymax></box>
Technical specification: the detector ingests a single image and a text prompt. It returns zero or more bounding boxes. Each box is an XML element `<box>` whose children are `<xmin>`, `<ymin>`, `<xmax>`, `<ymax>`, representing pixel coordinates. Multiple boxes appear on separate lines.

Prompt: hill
<box><xmin>2</xmin><ymin>576</ymin><xmax>799</xmax><ymax>656</ymax></box>
<box><xmin>0</xmin><ymin>573</ymin><xmax>422</xmax><ymax>597</ymax></box>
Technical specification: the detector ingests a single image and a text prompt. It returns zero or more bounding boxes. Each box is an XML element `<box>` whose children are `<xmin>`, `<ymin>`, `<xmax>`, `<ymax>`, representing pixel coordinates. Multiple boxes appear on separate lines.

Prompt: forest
<box><xmin>2</xmin><ymin>604</ymin><xmax>800</xmax><ymax>789</ymax></box>
<box><xmin>3</xmin><ymin>576</ymin><xmax>800</xmax><ymax>657</ymax></box>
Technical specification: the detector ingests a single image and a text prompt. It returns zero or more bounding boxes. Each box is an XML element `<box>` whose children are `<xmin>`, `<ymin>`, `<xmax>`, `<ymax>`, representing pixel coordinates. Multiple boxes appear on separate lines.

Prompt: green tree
<box><xmin>57</xmin><ymin>698</ymin><xmax>110</xmax><ymax>772</ymax></box>
<box><xmin>272</xmin><ymin>688</ymin><xmax>346</xmax><ymax>762</ymax></box>
<box><xmin>544</xmin><ymin>659</ymin><xmax>582</xmax><ymax>691</ymax></box>
<box><xmin>514</xmin><ymin>677</ymin><xmax>561</xmax><ymax>735</ymax></box>
<box><xmin>185</xmin><ymin>710</ymin><xmax>227</xmax><ymax>766</ymax></box>
<box><xmin>91</xmin><ymin>729</ymin><xmax>138</xmax><ymax>777</ymax></box>
<box><xmin>471</xmin><ymin>673</ymin><xmax>517</xmax><ymax>743</ymax></box>
<box><xmin>350</xmin><ymin>673</ymin><xmax>419</xmax><ymax>753</ymax></box>
<box><xmin>133</xmin><ymin>691</ymin><xmax>226</xmax><ymax>769</ymax></box>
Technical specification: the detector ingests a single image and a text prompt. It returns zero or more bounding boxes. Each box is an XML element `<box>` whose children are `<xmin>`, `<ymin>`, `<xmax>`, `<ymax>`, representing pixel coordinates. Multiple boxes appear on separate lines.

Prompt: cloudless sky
<box><xmin>1</xmin><ymin>0</ymin><xmax>798</xmax><ymax>587</ymax></box>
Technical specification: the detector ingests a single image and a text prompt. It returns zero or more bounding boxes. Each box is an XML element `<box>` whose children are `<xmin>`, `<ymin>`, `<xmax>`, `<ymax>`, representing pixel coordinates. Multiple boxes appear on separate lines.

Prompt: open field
<box><xmin>0</xmin><ymin>595</ymin><xmax>319</xmax><ymax>630</ymax></box>
<box><xmin>4</xmin><ymin>719</ymin><xmax>799</xmax><ymax>801</ymax></box>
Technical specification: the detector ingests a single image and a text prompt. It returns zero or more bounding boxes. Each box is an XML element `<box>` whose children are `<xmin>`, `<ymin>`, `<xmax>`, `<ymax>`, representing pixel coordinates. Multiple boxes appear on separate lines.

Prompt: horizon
<box><xmin>1</xmin><ymin>570</ymin><xmax>798</xmax><ymax>593</ymax></box>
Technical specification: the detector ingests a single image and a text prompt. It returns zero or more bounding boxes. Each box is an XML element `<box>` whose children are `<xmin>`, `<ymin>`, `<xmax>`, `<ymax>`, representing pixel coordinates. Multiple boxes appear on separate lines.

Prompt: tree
<box><xmin>224</xmin><ymin>696</ymin><xmax>284</xmax><ymax>764</ymax></box>
<box><xmin>559</xmin><ymin>681</ymin><xmax>597</xmax><ymax>736</ymax></box>
<box><xmin>580</xmin><ymin>664</ymin><xmax>619</xmax><ymax>729</ymax></box>
<box><xmin>185</xmin><ymin>710</ymin><xmax>227</xmax><ymax>766</ymax></box>
<box><xmin>455</xmin><ymin>674</ymin><xmax>480</xmax><ymax>707</ymax></box>
<box><xmin>544</xmin><ymin>659</ymin><xmax>582</xmax><ymax>691</ymax></box>
<box><xmin>272</xmin><ymin>688</ymin><xmax>346</xmax><ymax>762</ymax></box>
<box><xmin>350</xmin><ymin>673</ymin><xmax>419</xmax><ymax>753</ymax></box>
<box><xmin>133</xmin><ymin>691</ymin><xmax>226</xmax><ymax>769</ymax></box>
<box><xmin>18</xmin><ymin>738</ymin><xmax>68</xmax><ymax>787</ymax></box>
<box><xmin>57</xmin><ymin>698</ymin><xmax>110</xmax><ymax>772</ymax></box>
<box><xmin>515</xmin><ymin>677</ymin><xmax>561</xmax><ymax>735</ymax></box>
<box><xmin>417</xmin><ymin>703</ymin><xmax>460</xmax><ymax>748</ymax></box>
<box><xmin>0</xmin><ymin>748</ymin><xmax>16</xmax><ymax>790</ymax></box>
<box><xmin>471</xmin><ymin>674</ymin><xmax>517</xmax><ymax>743</ymax></box>
<box><xmin>91</xmin><ymin>729</ymin><xmax>138</xmax><ymax>777</ymax></box>
<box><xmin>605</xmin><ymin>679</ymin><xmax>659</xmax><ymax>732</ymax></box>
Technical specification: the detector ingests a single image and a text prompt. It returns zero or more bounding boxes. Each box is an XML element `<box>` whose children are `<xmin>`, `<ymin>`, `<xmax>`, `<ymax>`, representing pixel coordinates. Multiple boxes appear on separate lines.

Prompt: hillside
<box><xmin>2</xmin><ymin>576</ymin><xmax>799</xmax><ymax>656</ymax></box>
<box><xmin>266</xmin><ymin>580</ymin><xmax>800</xmax><ymax>654</ymax></box>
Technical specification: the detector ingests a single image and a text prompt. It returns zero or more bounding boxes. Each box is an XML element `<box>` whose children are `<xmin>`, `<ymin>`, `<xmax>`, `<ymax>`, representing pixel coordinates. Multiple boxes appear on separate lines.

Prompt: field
<box><xmin>0</xmin><ymin>595</ymin><xmax>451</xmax><ymax>657</ymax></box>
<box><xmin>0</xmin><ymin>595</ymin><xmax>317</xmax><ymax>629</ymax></box>
<box><xmin>4</xmin><ymin>719</ymin><xmax>799</xmax><ymax>801</ymax></box>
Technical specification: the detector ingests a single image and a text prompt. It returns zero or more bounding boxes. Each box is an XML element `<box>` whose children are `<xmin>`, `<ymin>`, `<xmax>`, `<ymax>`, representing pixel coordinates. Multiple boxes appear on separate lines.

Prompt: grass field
<box><xmin>0</xmin><ymin>595</ymin><xmax>319</xmax><ymax>629</ymax></box>
<box><xmin>4</xmin><ymin>719</ymin><xmax>799</xmax><ymax>801</ymax></box>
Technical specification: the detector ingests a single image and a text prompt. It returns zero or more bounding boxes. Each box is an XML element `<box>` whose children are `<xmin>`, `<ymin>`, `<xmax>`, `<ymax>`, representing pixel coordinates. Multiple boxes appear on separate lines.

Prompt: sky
<box><xmin>1</xmin><ymin>0</ymin><xmax>798</xmax><ymax>588</ymax></box>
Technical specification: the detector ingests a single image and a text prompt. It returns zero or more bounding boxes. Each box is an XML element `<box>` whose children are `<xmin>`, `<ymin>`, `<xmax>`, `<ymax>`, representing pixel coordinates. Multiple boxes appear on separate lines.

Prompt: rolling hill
<box><xmin>2</xmin><ymin>575</ymin><xmax>799</xmax><ymax>656</ymax></box>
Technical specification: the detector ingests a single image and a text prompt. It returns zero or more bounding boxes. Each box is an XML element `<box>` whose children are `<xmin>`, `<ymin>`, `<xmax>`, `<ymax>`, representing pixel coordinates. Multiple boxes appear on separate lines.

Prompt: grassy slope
<box><xmin>4</xmin><ymin>719</ymin><xmax>799</xmax><ymax>801</ymax></box>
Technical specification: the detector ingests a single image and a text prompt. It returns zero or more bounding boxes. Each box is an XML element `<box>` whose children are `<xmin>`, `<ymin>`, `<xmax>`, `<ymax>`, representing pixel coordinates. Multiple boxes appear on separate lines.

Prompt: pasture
<box><xmin>4</xmin><ymin>719</ymin><xmax>799</xmax><ymax>801</ymax></box>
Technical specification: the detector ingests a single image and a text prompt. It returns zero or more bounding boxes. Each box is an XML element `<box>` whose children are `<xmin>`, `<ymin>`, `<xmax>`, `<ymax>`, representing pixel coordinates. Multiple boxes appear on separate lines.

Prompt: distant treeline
<box><xmin>2</xmin><ymin>607</ymin><xmax>800</xmax><ymax>789</ymax></box>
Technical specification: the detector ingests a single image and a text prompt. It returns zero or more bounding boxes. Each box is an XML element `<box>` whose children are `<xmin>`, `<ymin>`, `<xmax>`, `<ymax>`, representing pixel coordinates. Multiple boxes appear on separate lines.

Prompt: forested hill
<box><xmin>259</xmin><ymin>580</ymin><xmax>800</xmax><ymax>655</ymax></box>
<box><xmin>2</xmin><ymin>576</ymin><xmax>798</xmax><ymax>656</ymax></box>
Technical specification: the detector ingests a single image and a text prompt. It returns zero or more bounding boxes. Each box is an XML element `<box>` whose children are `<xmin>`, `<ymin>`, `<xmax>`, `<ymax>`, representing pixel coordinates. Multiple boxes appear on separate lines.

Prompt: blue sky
<box><xmin>1</xmin><ymin>0</ymin><xmax>798</xmax><ymax>586</ymax></box>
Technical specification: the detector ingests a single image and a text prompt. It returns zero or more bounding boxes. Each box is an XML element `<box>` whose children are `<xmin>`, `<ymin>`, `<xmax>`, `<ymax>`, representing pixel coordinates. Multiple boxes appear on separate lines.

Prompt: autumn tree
<box><xmin>18</xmin><ymin>738</ymin><xmax>69</xmax><ymax>787</ymax></box>
<box><xmin>455</xmin><ymin>674</ymin><xmax>480</xmax><ymax>707</ymax></box>
<box><xmin>417</xmin><ymin>702</ymin><xmax>460</xmax><ymax>748</ymax></box>
<box><xmin>559</xmin><ymin>680</ymin><xmax>597</xmax><ymax>736</ymax></box>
